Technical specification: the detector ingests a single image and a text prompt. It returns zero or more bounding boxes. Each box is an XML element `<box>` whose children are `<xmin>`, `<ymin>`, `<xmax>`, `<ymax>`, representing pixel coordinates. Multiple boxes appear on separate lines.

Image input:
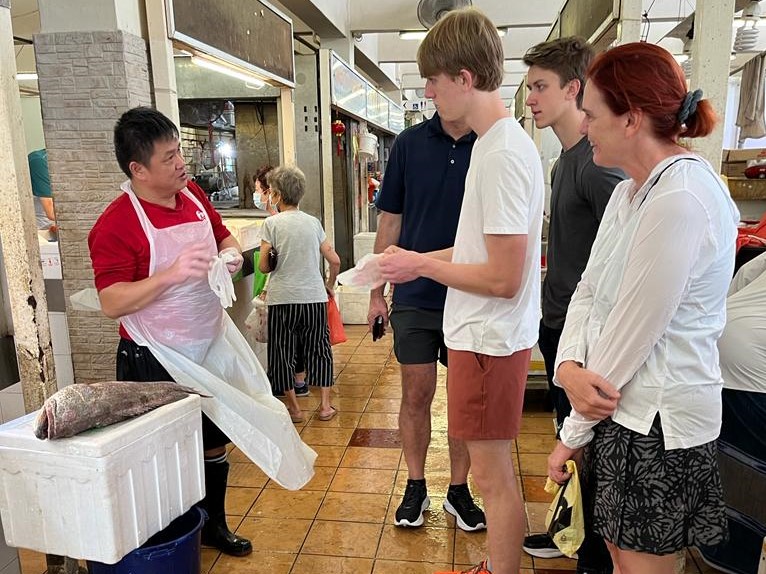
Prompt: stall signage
<box><xmin>330</xmin><ymin>52</ymin><xmax>404</xmax><ymax>134</ymax></box>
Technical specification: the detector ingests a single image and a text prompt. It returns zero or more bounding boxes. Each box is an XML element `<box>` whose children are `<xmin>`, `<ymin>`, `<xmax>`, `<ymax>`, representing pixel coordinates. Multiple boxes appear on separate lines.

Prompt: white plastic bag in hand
<box><xmin>208</xmin><ymin>255</ymin><xmax>237</xmax><ymax>308</ymax></box>
<box><xmin>244</xmin><ymin>295</ymin><xmax>268</xmax><ymax>343</ymax></box>
<box><xmin>70</xmin><ymin>288</ymin><xmax>102</xmax><ymax>311</ymax></box>
<box><xmin>337</xmin><ymin>253</ymin><xmax>385</xmax><ymax>289</ymax></box>
<box><xmin>219</xmin><ymin>247</ymin><xmax>244</xmax><ymax>275</ymax></box>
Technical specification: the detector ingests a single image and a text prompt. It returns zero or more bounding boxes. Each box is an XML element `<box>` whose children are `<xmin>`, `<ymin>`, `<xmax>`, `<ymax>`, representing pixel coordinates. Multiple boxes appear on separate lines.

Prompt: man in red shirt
<box><xmin>89</xmin><ymin>107</ymin><xmax>251</xmax><ymax>556</ymax></box>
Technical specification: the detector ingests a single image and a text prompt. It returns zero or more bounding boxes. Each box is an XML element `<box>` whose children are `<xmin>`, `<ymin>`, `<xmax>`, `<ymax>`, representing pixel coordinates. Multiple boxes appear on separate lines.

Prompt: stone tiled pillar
<box><xmin>691</xmin><ymin>0</ymin><xmax>735</xmax><ymax>170</ymax></box>
<box><xmin>34</xmin><ymin>30</ymin><xmax>153</xmax><ymax>382</ymax></box>
<box><xmin>0</xmin><ymin>0</ymin><xmax>57</xmax><ymax>414</ymax></box>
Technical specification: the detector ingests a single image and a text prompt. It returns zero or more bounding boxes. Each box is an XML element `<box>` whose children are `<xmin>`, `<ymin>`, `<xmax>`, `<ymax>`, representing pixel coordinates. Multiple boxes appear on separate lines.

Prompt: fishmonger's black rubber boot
<box><xmin>198</xmin><ymin>458</ymin><xmax>253</xmax><ymax>556</ymax></box>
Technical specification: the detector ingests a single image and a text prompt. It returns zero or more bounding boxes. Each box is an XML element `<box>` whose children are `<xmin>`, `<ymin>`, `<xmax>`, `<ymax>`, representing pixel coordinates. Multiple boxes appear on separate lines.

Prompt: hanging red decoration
<box><xmin>331</xmin><ymin>120</ymin><xmax>346</xmax><ymax>156</ymax></box>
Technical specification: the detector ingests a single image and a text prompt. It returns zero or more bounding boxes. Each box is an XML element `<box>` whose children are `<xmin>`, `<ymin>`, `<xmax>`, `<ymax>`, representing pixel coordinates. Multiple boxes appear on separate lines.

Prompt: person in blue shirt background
<box><xmin>28</xmin><ymin>149</ymin><xmax>57</xmax><ymax>239</ymax></box>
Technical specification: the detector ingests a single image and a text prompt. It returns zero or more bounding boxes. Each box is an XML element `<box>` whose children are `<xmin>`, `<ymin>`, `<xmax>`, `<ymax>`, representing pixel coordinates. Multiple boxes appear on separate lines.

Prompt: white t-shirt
<box><xmin>719</xmin><ymin>252</ymin><xmax>766</xmax><ymax>394</ymax></box>
<box><xmin>443</xmin><ymin>117</ymin><xmax>544</xmax><ymax>356</ymax></box>
<box><xmin>555</xmin><ymin>154</ymin><xmax>740</xmax><ymax>450</ymax></box>
<box><xmin>261</xmin><ymin>210</ymin><xmax>329</xmax><ymax>305</ymax></box>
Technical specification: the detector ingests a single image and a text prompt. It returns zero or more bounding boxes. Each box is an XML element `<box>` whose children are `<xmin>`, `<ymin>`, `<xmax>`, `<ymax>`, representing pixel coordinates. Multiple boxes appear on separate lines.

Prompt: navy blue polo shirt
<box><xmin>376</xmin><ymin>113</ymin><xmax>476</xmax><ymax>310</ymax></box>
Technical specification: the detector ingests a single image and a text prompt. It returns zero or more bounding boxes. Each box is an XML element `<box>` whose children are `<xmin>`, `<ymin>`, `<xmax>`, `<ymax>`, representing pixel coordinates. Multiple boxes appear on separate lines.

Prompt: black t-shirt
<box><xmin>543</xmin><ymin>136</ymin><xmax>625</xmax><ymax>329</ymax></box>
<box><xmin>376</xmin><ymin>113</ymin><xmax>476</xmax><ymax>310</ymax></box>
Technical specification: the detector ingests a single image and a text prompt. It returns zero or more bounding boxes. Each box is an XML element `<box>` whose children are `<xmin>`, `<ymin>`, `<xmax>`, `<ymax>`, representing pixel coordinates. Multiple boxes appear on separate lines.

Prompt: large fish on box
<box><xmin>34</xmin><ymin>381</ymin><xmax>206</xmax><ymax>440</ymax></box>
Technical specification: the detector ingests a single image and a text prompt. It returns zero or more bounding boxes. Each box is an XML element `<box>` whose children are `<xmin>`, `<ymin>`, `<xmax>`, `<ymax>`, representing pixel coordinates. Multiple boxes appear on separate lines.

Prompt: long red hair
<box><xmin>587</xmin><ymin>42</ymin><xmax>716</xmax><ymax>140</ymax></box>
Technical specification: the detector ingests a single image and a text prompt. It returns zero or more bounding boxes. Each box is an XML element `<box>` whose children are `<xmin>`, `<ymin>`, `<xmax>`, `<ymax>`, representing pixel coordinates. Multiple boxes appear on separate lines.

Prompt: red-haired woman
<box><xmin>546</xmin><ymin>42</ymin><xmax>738</xmax><ymax>573</ymax></box>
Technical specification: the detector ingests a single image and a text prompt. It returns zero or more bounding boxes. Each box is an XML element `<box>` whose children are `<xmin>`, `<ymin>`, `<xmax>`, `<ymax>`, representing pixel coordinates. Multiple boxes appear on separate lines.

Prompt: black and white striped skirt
<box><xmin>267</xmin><ymin>302</ymin><xmax>334</xmax><ymax>391</ymax></box>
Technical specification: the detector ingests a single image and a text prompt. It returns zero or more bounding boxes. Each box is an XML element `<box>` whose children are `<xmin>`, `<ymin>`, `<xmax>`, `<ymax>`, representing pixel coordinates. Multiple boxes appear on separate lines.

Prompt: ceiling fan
<box><xmin>417</xmin><ymin>0</ymin><xmax>473</xmax><ymax>29</ymax></box>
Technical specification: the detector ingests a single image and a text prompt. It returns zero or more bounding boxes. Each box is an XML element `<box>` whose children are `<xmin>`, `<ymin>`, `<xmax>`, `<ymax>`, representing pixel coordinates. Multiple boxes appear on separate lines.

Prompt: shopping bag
<box><xmin>244</xmin><ymin>295</ymin><xmax>269</xmax><ymax>343</ymax></box>
<box><xmin>252</xmin><ymin>251</ymin><xmax>268</xmax><ymax>297</ymax></box>
<box><xmin>543</xmin><ymin>459</ymin><xmax>585</xmax><ymax>557</ymax></box>
<box><xmin>327</xmin><ymin>295</ymin><xmax>346</xmax><ymax>345</ymax></box>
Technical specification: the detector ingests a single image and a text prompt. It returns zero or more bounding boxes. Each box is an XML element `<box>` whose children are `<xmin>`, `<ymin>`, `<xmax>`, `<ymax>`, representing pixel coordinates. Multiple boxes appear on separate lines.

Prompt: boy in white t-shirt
<box><xmin>379</xmin><ymin>8</ymin><xmax>544</xmax><ymax>574</ymax></box>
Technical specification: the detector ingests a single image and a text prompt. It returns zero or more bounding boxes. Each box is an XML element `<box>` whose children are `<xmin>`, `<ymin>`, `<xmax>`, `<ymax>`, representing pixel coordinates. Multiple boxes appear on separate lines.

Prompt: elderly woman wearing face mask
<box><xmin>258</xmin><ymin>165</ymin><xmax>341</xmax><ymax>423</ymax></box>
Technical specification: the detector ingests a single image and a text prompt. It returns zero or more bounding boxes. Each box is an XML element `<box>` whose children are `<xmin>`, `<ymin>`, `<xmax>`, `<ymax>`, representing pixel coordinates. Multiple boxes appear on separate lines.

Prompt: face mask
<box><xmin>254</xmin><ymin>195</ymin><xmax>265</xmax><ymax>210</ymax></box>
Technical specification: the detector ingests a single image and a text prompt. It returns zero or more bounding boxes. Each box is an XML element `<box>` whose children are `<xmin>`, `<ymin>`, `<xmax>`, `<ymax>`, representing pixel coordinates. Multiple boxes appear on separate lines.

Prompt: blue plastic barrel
<box><xmin>87</xmin><ymin>507</ymin><xmax>205</xmax><ymax>574</ymax></box>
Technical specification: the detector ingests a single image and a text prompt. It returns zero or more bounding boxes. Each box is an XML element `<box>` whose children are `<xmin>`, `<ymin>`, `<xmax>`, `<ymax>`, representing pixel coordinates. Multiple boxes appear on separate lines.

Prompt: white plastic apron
<box><xmin>119</xmin><ymin>182</ymin><xmax>316</xmax><ymax>489</ymax></box>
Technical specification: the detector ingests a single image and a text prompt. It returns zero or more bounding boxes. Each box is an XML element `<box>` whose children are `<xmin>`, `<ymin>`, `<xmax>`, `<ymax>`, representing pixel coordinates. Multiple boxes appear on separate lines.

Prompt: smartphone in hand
<box><xmin>372</xmin><ymin>316</ymin><xmax>385</xmax><ymax>341</ymax></box>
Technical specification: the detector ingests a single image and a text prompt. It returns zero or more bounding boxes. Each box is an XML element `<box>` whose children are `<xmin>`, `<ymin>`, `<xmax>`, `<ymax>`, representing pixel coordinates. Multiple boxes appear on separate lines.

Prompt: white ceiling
<box><xmin>11</xmin><ymin>0</ymin><xmax>763</xmax><ymax>105</ymax></box>
<box><xmin>343</xmin><ymin>0</ymin><xmax>697</xmax><ymax>104</ymax></box>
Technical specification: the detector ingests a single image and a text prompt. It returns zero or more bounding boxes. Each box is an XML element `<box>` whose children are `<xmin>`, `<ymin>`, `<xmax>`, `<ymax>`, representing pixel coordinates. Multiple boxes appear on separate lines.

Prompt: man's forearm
<box><xmin>371</xmin><ymin>212</ymin><xmax>402</xmax><ymax>297</ymax></box>
<box><xmin>218</xmin><ymin>234</ymin><xmax>241</xmax><ymax>253</ymax></box>
<box><xmin>418</xmin><ymin>257</ymin><xmax>523</xmax><ymax>299</ymax></box>
<box><xmin>426</xmin><ymin>247</ymin><xmax>453</xmax><ymax>262</ymax></box>
<box><xmin>98</xmin><ymin>272</ymin><xmax>176</xmax><ymax>319</ymax></box>
<box><xmin>40</xmin><ymin>197</ymin><xmax>56</xmax><ymax>222</ymax></box>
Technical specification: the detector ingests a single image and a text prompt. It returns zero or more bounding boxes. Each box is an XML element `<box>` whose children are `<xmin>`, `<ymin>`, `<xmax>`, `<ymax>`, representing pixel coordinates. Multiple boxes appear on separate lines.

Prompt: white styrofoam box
<box><xmin>223</xmin><ymin>217</ymin><xmax>264</xmax><ymax>251</ymax></box>
<box><xmin>0</xmin><ymin>394</ymin><xmax>204</xmax><ymax>564</ymax></box>
<box><xmin>38</xmin><ymin>240</ymin><xmax>61</xmax><ymax>280</ymax></box>
<box><xmin>336</xmin><ymin>284</ymin><xmax>370</xmax><ymax>325</ymax></box>
<box><xmin>239</xmin><ymin>221</ymin><xmax>264</xmax><ymax>251</ymax></box>
<box><xmin>353</xmin><ymin>232</ymin><xmax>377</xmax><ymax>264</ymax></box>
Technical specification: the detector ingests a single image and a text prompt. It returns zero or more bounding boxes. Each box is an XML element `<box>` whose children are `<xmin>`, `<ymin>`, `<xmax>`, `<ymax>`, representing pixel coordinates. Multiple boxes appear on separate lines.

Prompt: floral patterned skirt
<box><xmin>581</xmin><ymin>415</ymin><xmax>728</xmax><ymax>555</ymax></box>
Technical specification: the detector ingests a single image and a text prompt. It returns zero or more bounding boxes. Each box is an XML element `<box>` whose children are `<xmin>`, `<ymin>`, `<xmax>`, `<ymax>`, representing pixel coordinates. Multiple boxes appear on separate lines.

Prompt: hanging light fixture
<box><xmin>191</xmin><ymin>55</ymin><xmax>266</xmax><ymax>88</ymax></box>
<box><xmin>734</xmin><ymin>0</ymin><xmax>762</xmax><ymax>53</ymax></box>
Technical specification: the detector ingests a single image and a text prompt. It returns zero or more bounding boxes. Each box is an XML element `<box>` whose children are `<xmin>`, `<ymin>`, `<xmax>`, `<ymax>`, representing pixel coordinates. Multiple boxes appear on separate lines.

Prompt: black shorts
<box><xmin>389</xmin><ymin>305</ymin><xmax>447</xmax><ymax>366</ymax></box>
<box><xmin>116</xmin><ymin>338</ymin><xmax>230</xmax><ymax>451</ymax></box>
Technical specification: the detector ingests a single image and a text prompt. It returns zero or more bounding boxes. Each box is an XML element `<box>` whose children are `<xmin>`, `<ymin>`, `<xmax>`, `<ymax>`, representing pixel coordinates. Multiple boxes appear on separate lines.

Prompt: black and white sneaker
<box><xmin>294</xmin><ymin>383</ymin><xmax>310</xmax><ymax>397</ymax></box>
<box><xmin>395</xmin><ymin>479</ymin><xmax>430</xmax><ymax>527</ymax></box>
<box><xmin>443</xmin><ymin>484</ymin><xmax>486</xmax><ymax>531</ymax></box>
<box><xmin>522</xmin><ymin>532</ymin><xmax>564</xmax><ymax>559</ymax></box>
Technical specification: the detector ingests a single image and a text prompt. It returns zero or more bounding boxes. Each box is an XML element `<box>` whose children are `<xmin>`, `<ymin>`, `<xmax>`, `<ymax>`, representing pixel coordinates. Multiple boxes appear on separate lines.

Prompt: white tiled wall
<box><xmin>48</xmin><ymin>312</ymin><xmax>74</xmax><ymax>389</ymax></box>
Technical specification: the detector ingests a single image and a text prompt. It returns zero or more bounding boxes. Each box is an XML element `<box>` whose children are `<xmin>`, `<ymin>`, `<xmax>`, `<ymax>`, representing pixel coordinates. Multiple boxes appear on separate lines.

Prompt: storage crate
<box><xmin>353</xmin><ymin>232</ymin><xmax>377</xmax><ymax>264</ymax></box>
<box><xmin>0</xmin><ymin>394</ymin><xmax>204</xmax><ymax>564</ymax></box>
<box><xmin>336</xmin><ymin>284</ymin><xmax>371</xmax><ymax>324</ymax></box>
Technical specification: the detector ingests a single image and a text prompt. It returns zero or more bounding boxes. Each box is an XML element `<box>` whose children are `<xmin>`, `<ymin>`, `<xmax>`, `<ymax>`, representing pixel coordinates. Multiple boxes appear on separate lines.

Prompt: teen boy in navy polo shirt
<box><xmin>368</xmin><ymin>111</ymin><xmax>486</xmax><ymax>531</ymax></box>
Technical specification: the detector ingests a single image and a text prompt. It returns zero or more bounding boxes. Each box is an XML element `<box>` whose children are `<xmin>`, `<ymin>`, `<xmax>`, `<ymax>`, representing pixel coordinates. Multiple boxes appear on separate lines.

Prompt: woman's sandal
<box><xmin>317</xmin><ymin>406</ymin><xmax>338</xmax><ymax>421</ymax></box>
<box><xmin>289</xmin><ymin>410</ymin><xmax>305</xmax><ymax>423</ymax></box>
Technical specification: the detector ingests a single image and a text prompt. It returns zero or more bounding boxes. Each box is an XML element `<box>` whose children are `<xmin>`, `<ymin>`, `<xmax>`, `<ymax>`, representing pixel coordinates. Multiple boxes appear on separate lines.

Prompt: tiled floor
<box><xmin>19</xmin><ymin>325</ymin><xmax>719</xmax><ymax>574</ymax></box>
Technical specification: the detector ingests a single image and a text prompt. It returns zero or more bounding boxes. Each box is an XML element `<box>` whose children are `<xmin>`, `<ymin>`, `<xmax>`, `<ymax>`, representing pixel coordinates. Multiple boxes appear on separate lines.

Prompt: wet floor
<box><xmin>19</xmin><ymin>325</ymin><xmax>717</xmax><ymax>573</ymax></box>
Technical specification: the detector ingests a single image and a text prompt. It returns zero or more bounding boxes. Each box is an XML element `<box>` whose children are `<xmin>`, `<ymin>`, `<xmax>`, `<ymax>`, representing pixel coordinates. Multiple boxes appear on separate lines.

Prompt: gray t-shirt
<box><xmin>261</xmin><ymin>210</ymin><xmax>328</xmax><ymax>305</ymax></box>
<box><xmin>543</xmin><ymin>136</ymin><xmax>624</xmax><ymax>329</ymax></box>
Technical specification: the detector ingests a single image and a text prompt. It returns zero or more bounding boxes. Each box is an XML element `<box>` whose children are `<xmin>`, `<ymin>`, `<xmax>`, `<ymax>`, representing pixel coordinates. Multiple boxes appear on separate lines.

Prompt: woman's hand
<box><xmin>547</xmin><ymin>441</ymin><xmax>583</xmax><ymax>485</ymax></box>
<box><xmin>325</xmin><ymin>284</ymin><xmax>335</xmax><ymax>299</ymax></box>
<box><xmin>557</xmin><ymin>361</ymin><xmax>620</xmax><ymax>420</ymax></box>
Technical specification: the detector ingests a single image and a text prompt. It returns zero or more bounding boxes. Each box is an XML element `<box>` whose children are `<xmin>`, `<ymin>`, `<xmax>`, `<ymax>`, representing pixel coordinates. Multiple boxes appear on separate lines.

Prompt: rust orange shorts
<box><xmin>447</xmin><ymin>348</ymin><xmax>531</xmax><ymax>441</ymax></box>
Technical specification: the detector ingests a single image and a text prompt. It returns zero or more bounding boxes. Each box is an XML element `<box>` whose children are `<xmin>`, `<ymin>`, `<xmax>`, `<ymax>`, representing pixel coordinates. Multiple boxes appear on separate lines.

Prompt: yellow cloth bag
<box><xmin>543</xmin><ymin>459</ymin><xmax>585</xmax><ymax>557</ymax></box>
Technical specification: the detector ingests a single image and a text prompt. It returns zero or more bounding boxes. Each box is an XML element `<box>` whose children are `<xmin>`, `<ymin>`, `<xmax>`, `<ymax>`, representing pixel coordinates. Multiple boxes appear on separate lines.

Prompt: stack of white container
<box><xmin>0</xmin><ymin>395</ymin><xmax>204</xmax><ymax>564</ymax></box>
